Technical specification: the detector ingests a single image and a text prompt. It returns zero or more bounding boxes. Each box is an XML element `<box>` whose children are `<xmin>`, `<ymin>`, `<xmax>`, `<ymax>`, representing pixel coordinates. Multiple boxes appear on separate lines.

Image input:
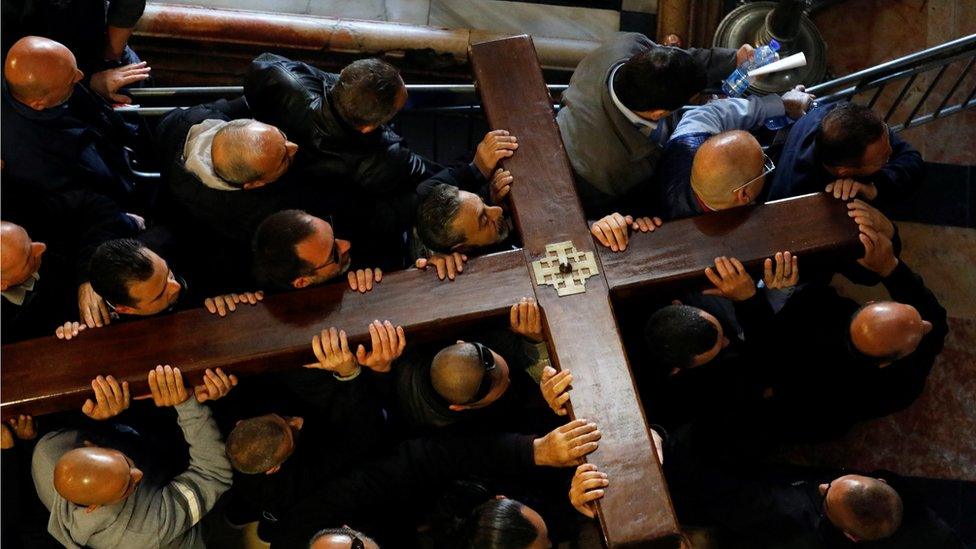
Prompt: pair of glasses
<box><xmin>464</xmin><ymin>342</ymin><xmax>497</xmax><ymax>404</ymax></box>
<box><xmin>730</xmin><ymin>152</ymin><xmax>776</xmax><ymax>194</ymax></box>
<box><xmin>306</xmin><ymin>215</ymin><xmax>342</xmax><ymax>273</ymax></box>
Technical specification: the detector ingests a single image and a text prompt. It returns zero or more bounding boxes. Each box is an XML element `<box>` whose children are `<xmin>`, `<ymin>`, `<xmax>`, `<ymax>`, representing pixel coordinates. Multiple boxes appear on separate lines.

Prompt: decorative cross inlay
<box><xmin>531</xmin><ymin>240</ymin><xmax>599</xmax><ymax>296</ymax></box>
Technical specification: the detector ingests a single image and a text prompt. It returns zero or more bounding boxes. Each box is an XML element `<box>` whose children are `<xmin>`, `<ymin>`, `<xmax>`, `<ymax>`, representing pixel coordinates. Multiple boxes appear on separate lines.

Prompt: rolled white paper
<box><xmin>748</xmin><ymin>52</ymin><xmax>808</xmax><ymax>77</ymax></box>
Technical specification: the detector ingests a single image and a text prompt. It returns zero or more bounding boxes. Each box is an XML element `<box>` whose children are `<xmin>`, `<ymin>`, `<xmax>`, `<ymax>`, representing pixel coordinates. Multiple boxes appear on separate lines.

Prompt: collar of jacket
<box><xmin>2</xmin><ymin>79</ymin><xmax>72</xmax><ymax>122</ymax></box>
<box><xmin>182</xmin><ymin>119</ymin><xmax>241</xmax><ymax>191</ymax></box>
<box><xmin>600</xmin><ymin>61</ymin><xmax>663</xmax><ymax>162</ymax></box>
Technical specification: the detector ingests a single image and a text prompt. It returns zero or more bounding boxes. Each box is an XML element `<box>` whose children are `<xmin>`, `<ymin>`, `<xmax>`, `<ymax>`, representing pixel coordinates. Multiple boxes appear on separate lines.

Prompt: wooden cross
<box><xmin>0</xmin><ymin>36</ymin><xmax>860</xmax><ymax>546</ymax></box>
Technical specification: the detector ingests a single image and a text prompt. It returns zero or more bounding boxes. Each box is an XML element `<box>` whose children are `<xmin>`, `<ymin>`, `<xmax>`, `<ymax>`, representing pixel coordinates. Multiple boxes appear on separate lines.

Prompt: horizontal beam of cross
<box><xmin>1</xmin><ymin>250</ymin><xmax>533</xmax><ymax>418</ymax></box>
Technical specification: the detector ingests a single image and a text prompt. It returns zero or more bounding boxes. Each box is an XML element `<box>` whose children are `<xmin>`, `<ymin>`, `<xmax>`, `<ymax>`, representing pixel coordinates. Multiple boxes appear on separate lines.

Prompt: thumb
<box><xmin>110</xmin><ymin>93</ymin><xmax>132</xmax><ymax>104</ymax></box>
<box><xmin>356</xmin><ymin>344</ymin><xmax>368</xmax><ymax>361</ymax></box>
<box><xmin>82</xmin><ymin>399</ymin><xmax>95</xmax><ymax>414</ymax></box>
<box><xmin>624</xmin><ymin>215</ymin><xmax>634</xmax><ymax>225</ymax></box>
<box><xmin>414</xmin><ymin>258</ymin><xmax>427</xmax><ymax>269</ymax></box>
<box><xmin>194</xmin><ymin>386</ymin><xmax>208</xmax><ymax>403</ymax></box>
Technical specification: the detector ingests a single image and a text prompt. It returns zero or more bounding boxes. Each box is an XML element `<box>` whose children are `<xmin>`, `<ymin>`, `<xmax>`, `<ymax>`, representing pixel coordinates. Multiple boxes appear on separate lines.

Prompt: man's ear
<box><xmin>448</xmin><ymin>404</ymin><xmax>468</xmax><ymax>412</ymax></box>
<box><xmin>287</xmin><ymin>416</ymin><xmax>304</xmax><ymax>430</ymax></box>
<box><xmin>241</xmin><ymin>180</ymin><xmax>269</xmax><ymax>190</ymax></box>
<box><xmin>265</xmin><ymin>464</ymin><xmax>281</xmax><ymax>475</ymax></box>
<box><xmin>922</xmin><ymin>320</ymin><xmax>933</xmax><ymax>334</ymax></box>
<box><xmin>358</xmin><ymin>125</ymin><xmax>377</xmax><ymax>134</ymax></box>
<box><xmin>735</xmin><ymin>187</ymin><xmax>751</xmax><ymax>205</ymax></box>
<box><xmin>818</xmin><ymin>483</ymin><xmax>829</xmax><ymax>495</ymax></box>
<box><xmin>669</xmin><ymin>367</ymin><xmax>681</xmax><ymax>377</ymax></box>
<box><xmin>292</xmin><ymin>277</ymin><xmax>311</xmax><ymax>289</ymax></box>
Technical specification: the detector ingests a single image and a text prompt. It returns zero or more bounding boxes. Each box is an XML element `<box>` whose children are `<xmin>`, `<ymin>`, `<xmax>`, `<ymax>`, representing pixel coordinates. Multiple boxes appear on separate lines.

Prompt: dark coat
<box><xmin>766</xmin><ymin>101</ymin><xmax>924</xmax><ymax>210</ymax></box>
<box><xmin>740</xmin><ymin>261</ymin><xmax>949</xmax><ymax>443</ymax></box>
<box><xmin>243</xmin><ymin>53</ymin><xmax>435</xmax><ymax>195</ymax></box>
<box><xmin>1</xmin><ymin>82</ymin><xmax>138</xmax><ymax>203</ymax></box>
<box><xmin>1</xmin><ymin>252</ymin><xmax>76</xmax><ymax>343</ymax></box>
<box><xmin>268</xmin><ymin>432</ymin><xmax>538</xmax><ymax>548</ymax></box>
<box><xmin>153</xmin><ymin>97</ymin><xmax>304</xmax><ymax>288</ymax></box>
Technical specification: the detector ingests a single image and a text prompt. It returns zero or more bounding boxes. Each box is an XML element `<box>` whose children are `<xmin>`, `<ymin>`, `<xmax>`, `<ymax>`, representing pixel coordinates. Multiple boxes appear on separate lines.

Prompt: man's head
<box><xmin>644</xmin><ymin>304</ymin><xmax>729</xmax><ymax>375</ymax></box>
<box><xmin>417</xmin><ymin>184</ymin><xmax>510</xmax><ymax>254</ymax></box>
<box><xmin>467</xmin><ymin>498</ymin><xmax>551</xmax><ymax>549</ymax></box>
<box><xmin>430</xmin><ymin>341</ymin><xmax>511</xmax><ymax>411</ymax></box>
<box><xmin>614</xmin><ymin>47</ymin><xmax>706</xmax><ymax>121</ymax></box>
<box><xmin>252</xmin><ymin>210</ymin><xmax>352</xmax><ymax>290</ymax></box>
<box><xmin>849</xmin><ymin>301</ymin><xmax>932</xmax><ymax>366</ymax></box>
<box><xmin>89</xmin><ymin>239</ymin><xmax>182</xmax><ymax>316</ymax></box>
<box><xmin>817</xmin><ymin>103</ymin><xmax>892</xmax><ymax>178</ymax></box>
<box><xmin>53</xmin><ymin>447</ymin><xmax>144</xmax><ymax>510</ymax></box>
<box><xmin>309</xmin><ymin>527</ymin><xmax>379</xmax><ymax>549</ymax></box>
<box><xmin>333</xmin><ymin>58</ymin><xmax>407</xmax><ymax>134</ymax></box>
<box><xmin>691</xmin><ymin>130</ymin><xmax>767</xmax><ymax>211</ymax></box>
<box><xmin>226</xmin><ymin>414</ymin><xmax>304</xmax><ymax>475</ymax></box>
<box><xmin>211</xmin><ymin>120</ymin><xmax>299</xmax><ymax>189</ymax></box>
<box><xmin>820</xmin><ymin>474</ymin><xmax>903</xmax><ymax>542</ymax></box>
<box><xmin>4</xmin><ymin>36</ymin><xmax>84</xmax><ymax>110</ymax></box>
<box><xmin>0</xmin><ymin>221</ymin><xmax>46</xmax><ymax>291</ymax></box>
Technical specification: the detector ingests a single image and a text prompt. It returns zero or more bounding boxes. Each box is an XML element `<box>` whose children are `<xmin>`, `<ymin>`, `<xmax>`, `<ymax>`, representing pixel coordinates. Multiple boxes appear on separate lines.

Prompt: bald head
<box><xmin>4</xmin><ymin>36</ymin><xmax>83</xmax><ymax>110</ymax></box>
<box><xmin>54</xmin><ymin>447</ymin><xmax>142</xmax><ymax>507</ymax></box>
<box><xmin>430</xmin><ymin>343</ymin><xmax>485</xmax><ymax>405</ymax></box>
<box><xmin>824</xmin><ymin>474</ymin><xmax>903</xmax><ymax>541</ymax></box>
<box><xmin>0</xmin><ymin>220</ymin><xmax>45</xmax><ymax>290</ymax></box>
<box><xmin>691</xmin><ymin>130</ymin><xmax>765</xmax><ymax>210</ymax></box>
<box><xmin>850</xmin><ymin>301</ymin><xmax>932</xmax><ymax>364</ymax></box>
<box><xmin>309</xmin><ymin>528</ymin><xmax>379</xmax><ymax>549</ymax></box>
<box><xmin>211</xmin><ymin>120</ymin><xmax>297</xmax><ymax>189</ymax></box>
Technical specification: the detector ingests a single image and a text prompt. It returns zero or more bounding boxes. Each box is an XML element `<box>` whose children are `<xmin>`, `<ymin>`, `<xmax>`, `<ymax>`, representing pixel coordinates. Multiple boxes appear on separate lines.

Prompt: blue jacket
<box><xmin>766</xmin><ymin>101</ymin><xmax>924</xmax><ymax>209</ymax></box>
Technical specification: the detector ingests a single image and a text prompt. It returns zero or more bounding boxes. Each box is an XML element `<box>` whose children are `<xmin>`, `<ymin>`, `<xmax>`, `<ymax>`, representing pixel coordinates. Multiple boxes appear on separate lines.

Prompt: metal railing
<box><xmin>804</xmin><ymin>33</ymin><xmax>976</xmax><ymax>132</ymax></box>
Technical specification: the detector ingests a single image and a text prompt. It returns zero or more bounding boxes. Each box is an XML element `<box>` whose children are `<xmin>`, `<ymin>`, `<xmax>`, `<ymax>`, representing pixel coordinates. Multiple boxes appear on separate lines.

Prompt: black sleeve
<box><xmin>687</xmin><ymin>47</ymin><xmax>738</xmax><ymax>88</ymax></box>
<box><xmin>271</xmin><ymin>433</ymin><xmax>536</xmax><ymax>548</ymax></box>
<box><xmin>106</xmin><ymin>0</ymin><xmax>146</xmax><ymax>28</ymax></box>
<box><xmin>870</xmin><ymin>131</ymin><xmax>925</xmax><ymax>209</ymax></box>
<box><xmin>733</xmin><ymin>291</ymin><xmax>776</xmax><ymax>345</ymax></box>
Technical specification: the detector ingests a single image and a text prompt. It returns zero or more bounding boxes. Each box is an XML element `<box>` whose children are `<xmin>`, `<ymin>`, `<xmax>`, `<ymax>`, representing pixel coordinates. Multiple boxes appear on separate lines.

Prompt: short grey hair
<box><xmin>416</xmin><ymin>184</ymin><xmax>465</xmax><ymax>253</ymax></box>
<box><xmin>333</xmin><ymin>58</ymin><xmax>404</xmax><ymax>129</ymax></box>
<box><xmin>212</xmin><ymin>119</ymin><xmax>266</xmax><ymax>187</ymax></box>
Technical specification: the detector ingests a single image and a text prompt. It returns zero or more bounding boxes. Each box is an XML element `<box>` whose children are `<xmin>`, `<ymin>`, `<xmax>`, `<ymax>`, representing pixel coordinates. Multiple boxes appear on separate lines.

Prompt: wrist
<box><xmin>878</xmin><ymin>258</ymin><xmax>899</xmax><ymax>278</ymax></box>
<box><xmin>532</xmin><ymin>437</ymin><xmax>551</xmax><ymax>466</ymax></box>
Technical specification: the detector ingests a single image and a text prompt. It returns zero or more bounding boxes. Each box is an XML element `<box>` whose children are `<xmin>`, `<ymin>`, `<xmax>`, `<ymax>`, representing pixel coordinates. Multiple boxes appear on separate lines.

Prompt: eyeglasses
<box><xmin>306</xmin><ymin>215</ymin><xmax>342</xmax><ymax>273</ymax></box>
<box><xmin>464</xmin><ymin>342</ymin><xmax>497</xmax><ymax>404</ymax></box>
<box><xmin>730</xmin><ymin>152</ymin><xmax>776</xmax><ymax>194</ymax></box>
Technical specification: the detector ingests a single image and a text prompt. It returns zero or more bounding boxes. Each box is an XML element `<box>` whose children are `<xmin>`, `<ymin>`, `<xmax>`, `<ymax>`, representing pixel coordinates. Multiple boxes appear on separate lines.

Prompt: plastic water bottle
<box><xmin>721</xmin><ymin>39</ymin><xmax>781</xmax><ymax>98</ymax></box>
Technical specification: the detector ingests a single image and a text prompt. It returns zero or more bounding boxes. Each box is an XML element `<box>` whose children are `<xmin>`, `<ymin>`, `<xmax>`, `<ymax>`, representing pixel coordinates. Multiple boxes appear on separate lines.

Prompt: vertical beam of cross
<box><xmin>471</xmin><ymin>36</ymin><xmax>681</xmax><ymax>547</ymax></box>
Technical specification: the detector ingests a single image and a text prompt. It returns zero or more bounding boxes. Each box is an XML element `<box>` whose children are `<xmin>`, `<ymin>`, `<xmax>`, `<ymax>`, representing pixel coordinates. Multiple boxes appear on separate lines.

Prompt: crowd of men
<box><xmin>0</xmin><ymin>4</ymin><xmax>962</xmax><ymax>547</ymax></box>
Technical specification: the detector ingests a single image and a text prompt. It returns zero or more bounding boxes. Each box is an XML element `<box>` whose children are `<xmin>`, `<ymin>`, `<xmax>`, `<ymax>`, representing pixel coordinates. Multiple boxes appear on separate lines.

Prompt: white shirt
<box><xmin>2</xmin><ymin>271</ymin><xmax>40</xmax><ymax>306</ymax></box>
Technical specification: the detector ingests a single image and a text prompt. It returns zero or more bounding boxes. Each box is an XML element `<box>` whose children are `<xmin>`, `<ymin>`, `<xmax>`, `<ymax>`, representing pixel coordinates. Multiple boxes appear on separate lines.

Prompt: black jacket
<box><xmin>243</xmin><ymin>53</ymin><xmax>435</xmax><ymax>196</ymax></box>
<box><xmin>1</xmin><ymin>253</ymin><xmax>76</xmax><ymax>343</ymax></box>
<box><xmin>154</xmin><ymin>97</ymin><xmax>304</xmax><ymax>288</ymax></box>
<box><xmin>741</xmin><ymin>261</ymin><xmax>949</xmax><ymax>442</ymax></box>
<box><xmin>268</xmin><ymin>432</ymin><xmax>537</xmax><ymax>548</ymax></box>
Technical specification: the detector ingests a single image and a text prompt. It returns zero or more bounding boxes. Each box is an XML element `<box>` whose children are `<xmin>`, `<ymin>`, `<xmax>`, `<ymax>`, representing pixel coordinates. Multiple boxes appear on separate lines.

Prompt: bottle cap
<box><xmin>769</xmin><ymin>39</ymin><xmax>781</xmax><ymax>51</ymax></box>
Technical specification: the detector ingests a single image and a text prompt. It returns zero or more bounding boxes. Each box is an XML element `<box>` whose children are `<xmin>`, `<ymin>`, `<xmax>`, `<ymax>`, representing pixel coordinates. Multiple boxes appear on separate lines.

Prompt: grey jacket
<box><xmin>556</xmin><ymin>32</ymin><xmax>737</xmax><ymax>212</ymax></box>
<box><xmin>32</xmin><ymin>398</ymin><xmax>233</xmax><ymax>549</ymax></box>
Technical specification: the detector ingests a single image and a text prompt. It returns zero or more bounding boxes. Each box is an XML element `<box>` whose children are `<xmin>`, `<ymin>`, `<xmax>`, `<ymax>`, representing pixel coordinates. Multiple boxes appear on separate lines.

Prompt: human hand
<box><xmin>193</xmin><ymin>368</ymin><xmax>239</xmax><ymax>403</ymax></box>
<box><xmin>540</xmin><ymin>366</ymin><xmax>572</xmax><ymax>416</ymax></box>
<box><xmin>415</xmin><ymin>252</ymin><xmax>467</xmax><ymax>281</ymax></box>
<box><xmin>703</xmin><ymin>256</ymin><xmax>757</xmax><ymax>301</ymax></box>
<box><xmin>569</xmin><ymin>463</ymin><xmax>608</xmax><ymax>518</ymax></box>
<box><xmin>78</xmin><ymin>282</ymin><xmax>112</xmax><ymax>328</ymax></box>
<box><xmin>474</xmin><ymin>129</ymin><xmax>518</xmax><ymax>178</ymax></box>
<box><xmin>856</xmin><ymin>225</ymin><xmax>898</xmax><ymax>277</ymax></box>
<box><xmin>7</xmin><ymin>414</ymin><xmax>36</xmax><ymax>441</ymax></box>
<box><xmin>81</xmin><ymin>375</ymin><xmax>130</xmax><ymax>420</ymax></box>
<box><xmin>147</xmin><ymin>365</ymin><xmax>190</xmax><ymax>407</ymax></box>
<box><xmin>355</xmin><ymin>320</ymin><xmax>406</xmax><ymax>373</ymax></box>
<box><xmin>347</xmin><ymin>268</ymin><xmax>382</xmax><ymax>293</ymax></box>
<box><xmin>781</xmin><ymin>85</ymin><xmax>816</xmax><ymax>119</ymax></box>
<box><xmin>306</xmin><ymin>327</ymin><xmax>359</xmax><ymax>377</ymax></box>
<box><xmin>825</xmin><ymin>178</ymin><xmax>878</xmax><ymax>201</ymax></box>
<box><xmin>89</xmin><ymin>61</ymin><xmax>151</xmax><ymax>104</ymax></box>
<box><xmin>847</xmin><ymin>199</ymin><xmax>894</xmax><ymax>240</ymax></box>
<box><xmin>533</xmin><ymin>419</ymin><xmax>601</xmax><ymax>467</ymax></box>
<box><xmin>55</xmin><ymin>321</ymin><xmax>86</xmax><ymax>341</ymax></box>
<box><xmin>509</xmin><ymin>297</ymin><xmax>543</xmax><ymax>342</ymax></box>
<box><xmin>763</xmin><ymin>251</ymin><xmax>799</xmax><ymax>290</ymax></box>
<box><xmin>0</xmin><ymin>425</ymin><xmax>12</xmax><ymax>449</ymax></box>
<box><xmin>490</xmin><ymin>169</ymin><xmax>514</xmax><ymax>205</ymax></box>
<box><xmin>204</xmin><ymin>291</ymin><xmax>264</xmax><ymax>317</ymax></box>
<box><xmin>736</xmin><ymin>44</ymin><xmax>755</xmax><ymax>66</ymax></box>
<box><xmin>591</xmin><ymin>213</ymin><xmax>661</xmax><ymax>252</ymax></box>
